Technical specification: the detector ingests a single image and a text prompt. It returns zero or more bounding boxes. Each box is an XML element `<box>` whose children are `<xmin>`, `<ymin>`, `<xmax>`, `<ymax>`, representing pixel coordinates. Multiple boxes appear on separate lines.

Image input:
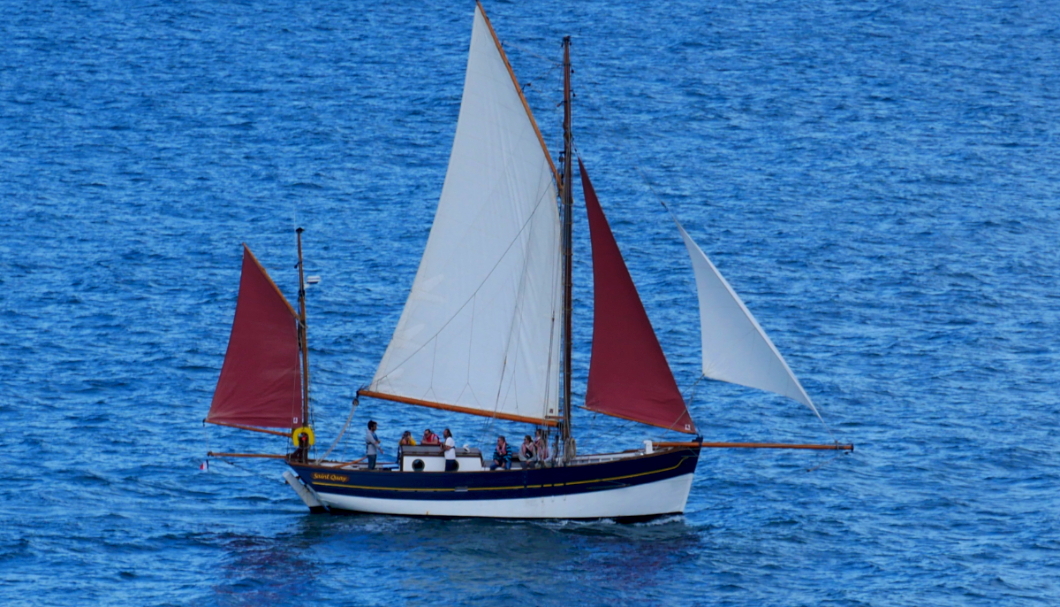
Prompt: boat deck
<box><xmin>295</xmin><ymin>445</ymin><xmax>656</xmax><ymax>473</ymax></box>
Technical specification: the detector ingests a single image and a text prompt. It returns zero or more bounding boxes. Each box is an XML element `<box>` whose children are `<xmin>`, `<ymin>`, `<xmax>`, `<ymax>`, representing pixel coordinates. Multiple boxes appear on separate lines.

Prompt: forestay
<box><xmin>676</xmin><ymin>220</ymin><xmax>823</xmax><ymax>421</ymax></box>
<box><xmin>366</xmin><ymin>5</ymin><xmax>562</xmax><ymax>425</ymax></box>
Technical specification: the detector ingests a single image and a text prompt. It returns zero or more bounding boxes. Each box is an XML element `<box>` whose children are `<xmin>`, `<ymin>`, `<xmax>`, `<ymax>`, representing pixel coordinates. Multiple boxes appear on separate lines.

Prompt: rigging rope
<box><xmin>501</xmin><ymin>40</ymin><xmax>562</xmax><ymax>68</ymax></box>
<box><xmin>369</xmin><ymin>186</ymin><xmax>556</xmax><ymax>388</ymax></box>
<box><xmin>683</xmin><ymin>374</ymin><xmax>706</xmax><ymax>405</ymax></box>
<box><xmin>212</xmin><ymin>456</ymin><xmax>283</xmax><ymax>484</ymax></box>
<box><xmin>314</xmin><ymin>395</ymin><xmax>359</xmax><ymax>464</ymax></box>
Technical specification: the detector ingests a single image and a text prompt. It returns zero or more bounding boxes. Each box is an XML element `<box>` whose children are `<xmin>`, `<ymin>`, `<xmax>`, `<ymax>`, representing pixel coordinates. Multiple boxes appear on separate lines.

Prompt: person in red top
<box><xmin>490</xmin><ymin>436</ymin><xmax>512</xmax><ymax>471</ymax></box>
<box><xmin>422</xmin><ymin>429</ymin><xmax>440</xmax><ymax>445</ymax></box>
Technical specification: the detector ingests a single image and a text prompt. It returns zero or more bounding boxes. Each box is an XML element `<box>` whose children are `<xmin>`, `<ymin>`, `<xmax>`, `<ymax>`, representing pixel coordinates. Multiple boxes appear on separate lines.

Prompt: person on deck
<box><xmin>490</xmin><ymin>436</ymin><xmax>512</xmax><ymax>471</ymax></box>
<box><xmin>422</xmin><ymin>429</ymin><xmax>440</xmax><ymax>445</ymax></box>
<box><xmin>397</xmin><ymin>430</ymin><xmax>416</xmax><ymax>461</ymax></box>
<box><xmin>533</xmin><ymin>429</ymin><xmax>550</xmax><ymax>468</ymax></box>
<box><xmin>291</xmin><ymin>431</ymin><xmax>310</xmax><ymax>464</ymax></box>
<box><xmin>442</xmin><ymin>428</ymin><xmax>457</xmax><ymax>472</ymax></box>
<box><xmin>519</xmin><ymin>435</ymin><xmax>534</xmax><ymax>468</ymax></box>
<box><xmin>365</xmin><ymin>420</ymin><xmax>383</xmax><ymax>470</ymax></box>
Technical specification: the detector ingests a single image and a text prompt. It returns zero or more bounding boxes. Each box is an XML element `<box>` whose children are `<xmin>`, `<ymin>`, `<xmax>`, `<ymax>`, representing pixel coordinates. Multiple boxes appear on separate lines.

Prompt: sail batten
<box><xmin>581</xmin><ymin>160</ymin><xmax>696</xmax><ymax>434</ymax></box>
<box><xmin>367</xmin><ymin>5</ymin><xmax>562</xmax><ymax>424</ymax></box>
<box><xmin>675</xmin><ymin>220</ymin><xmax>823</xmax><ymax>421</ymax></box>
<box><xmin>207</xmin><ymin>245</ymin><xmax>303</xmax><ymax>429</ymax></box>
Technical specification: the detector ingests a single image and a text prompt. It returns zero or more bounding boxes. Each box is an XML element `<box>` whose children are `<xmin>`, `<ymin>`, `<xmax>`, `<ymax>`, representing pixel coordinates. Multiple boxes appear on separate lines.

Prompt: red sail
<box><xmin>581</xmin><ymin>160</ymin><xmax>696</xmax><ymax>434</ymax></box>
<box><xmin>207</xmin><ymin>245</ymin><xmax>303</xmax><ymax>429</ymax></box>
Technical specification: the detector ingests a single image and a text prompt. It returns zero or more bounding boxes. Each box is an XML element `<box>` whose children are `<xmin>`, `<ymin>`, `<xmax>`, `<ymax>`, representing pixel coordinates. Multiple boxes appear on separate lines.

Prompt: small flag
<box><xmin>200</xmin><ymin>461</ymin><xmax>209</xmax><ymax>471</ymax></box>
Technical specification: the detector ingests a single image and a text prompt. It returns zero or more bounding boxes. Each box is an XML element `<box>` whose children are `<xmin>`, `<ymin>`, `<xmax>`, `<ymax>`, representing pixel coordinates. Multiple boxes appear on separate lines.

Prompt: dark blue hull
<box><xmin>287</xmin><ymin>446</ymin><xmax>701</xmax><ymax>520</ymax></box>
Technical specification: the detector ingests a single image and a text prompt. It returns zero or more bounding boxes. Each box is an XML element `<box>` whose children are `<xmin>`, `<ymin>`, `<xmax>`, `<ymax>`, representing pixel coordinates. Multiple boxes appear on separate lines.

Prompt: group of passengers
<box><xmin>367</xmin><ymin>420</ymin><xmax>550</xmax><ymax>471</ymax></box>
<box><xmin>489</xmin><ymin>429</ymin><xmax>550</xmax><ymax>471</ymax></box>
<box><xmin>392</xmin><ymin>425</ymin><xmax>457</xmax><ymax>471</ymax></box>
<box><xmin>366</xmin><ymin>420</ymin><xmax>452</xmax><ymax>471</ymax></box>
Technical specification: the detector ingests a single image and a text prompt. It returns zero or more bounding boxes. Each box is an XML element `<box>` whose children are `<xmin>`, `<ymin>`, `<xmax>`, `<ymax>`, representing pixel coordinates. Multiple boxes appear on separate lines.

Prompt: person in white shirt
<box><xmin>442</xmin><ymin>428</ymin><xmax>457</xmax><ymax>472</ymax></box>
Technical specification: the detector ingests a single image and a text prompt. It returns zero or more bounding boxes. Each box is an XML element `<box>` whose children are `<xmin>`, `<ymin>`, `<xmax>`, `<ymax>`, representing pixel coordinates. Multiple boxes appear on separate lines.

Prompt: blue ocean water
<box><xmin>2</xmin><ymin>0</ymin><xmax>1059</xmax><ymax>604</ymax></box>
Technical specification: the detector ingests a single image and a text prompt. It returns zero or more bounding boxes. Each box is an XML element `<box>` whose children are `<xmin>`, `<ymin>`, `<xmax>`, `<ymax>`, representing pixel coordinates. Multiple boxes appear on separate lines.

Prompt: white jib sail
<box><xmin>676</xmin><ymin>220</ymin><xmax>823</xmax><ymax>422</ymax></box>
<box><xmin>368</xmin><ymin>6</ymin><xmax>562</xmax><ymax>423</ymax></box>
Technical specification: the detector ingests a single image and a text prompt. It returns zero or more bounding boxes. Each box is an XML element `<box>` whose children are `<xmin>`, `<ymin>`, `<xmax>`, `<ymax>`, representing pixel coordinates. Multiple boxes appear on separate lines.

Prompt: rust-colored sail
<box><xmin>581</xmin><ymin>159</ymin><xmax>696</xmax><ymax>434</ymax></box>
<box><xmin>207</xmin><ymin>245</ymin><xmax>303</xmax><ymax>429</ymax></box>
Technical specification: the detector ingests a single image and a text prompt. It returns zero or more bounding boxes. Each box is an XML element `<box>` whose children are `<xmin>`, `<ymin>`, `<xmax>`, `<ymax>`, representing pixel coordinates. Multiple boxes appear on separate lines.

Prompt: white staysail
<box><xmin>676</xmin><ymin>220</ymin><xmax>823</xmax><ymax>421</ymax></box>
<box><xmin>367</xmin><ymin>5</ymin><xmax>562</xmax><ymax>424</ymax></box>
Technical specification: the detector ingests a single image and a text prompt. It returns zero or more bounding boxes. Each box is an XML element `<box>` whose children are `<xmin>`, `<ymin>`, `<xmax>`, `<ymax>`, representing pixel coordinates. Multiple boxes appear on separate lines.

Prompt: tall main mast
<box><xmin>559</xmin><ymin>36</ymin><xmax>574</xmax><ymax>462</ymax></box>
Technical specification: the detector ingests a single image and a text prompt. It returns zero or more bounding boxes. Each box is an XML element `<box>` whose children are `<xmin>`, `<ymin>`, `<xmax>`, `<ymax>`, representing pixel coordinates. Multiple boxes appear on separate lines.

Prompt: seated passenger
<box><xmin>397</xmin><ymin>430</ymin><xmax>416</xmax><ymax>460</ymax></box>
<box><xmin>490</xmin><ymin>436</ymin><xmax>512</xmax><ymax>471</ymax></box>
<box><xmin>422</xmin><ymin>428</ymin><xmax>440</xmax><ymax>445</ymax></box>
<box><xmin>291</xmin><ymin>432</ymin><xmax>310</xmax><ymax>464</ymax></box>
<box><xmin>519</xmin><ymin>435</ymin><xmax>534</xmax><ymax>468</ymax></box>
<box><xmin>533</xmin><ymin>429</ymin><xmax>550</xmax><ymax>467</ymax></box>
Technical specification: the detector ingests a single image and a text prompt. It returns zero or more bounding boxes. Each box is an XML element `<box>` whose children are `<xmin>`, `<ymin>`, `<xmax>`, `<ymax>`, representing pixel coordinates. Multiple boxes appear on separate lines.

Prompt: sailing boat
<box><xmin>204</xmin><ymin>3</ymin><xmax>851</xmax><ymax>521</ymax></box>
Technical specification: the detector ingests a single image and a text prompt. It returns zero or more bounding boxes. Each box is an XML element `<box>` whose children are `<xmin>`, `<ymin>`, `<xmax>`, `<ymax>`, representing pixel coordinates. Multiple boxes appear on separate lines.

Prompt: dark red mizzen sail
<box><xmin>580</xmin><ymin>159</ymin><xmax>696</xmax><ymax>434</ymax></box>
<box><xmin>207</xmin><ymin>245</ymin><xmax>303</xmax><ymax>429</ymax></box>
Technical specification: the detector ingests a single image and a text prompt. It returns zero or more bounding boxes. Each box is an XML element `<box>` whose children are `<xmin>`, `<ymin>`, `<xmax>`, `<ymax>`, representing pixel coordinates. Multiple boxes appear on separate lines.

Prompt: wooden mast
<box><xmin>559</xmin><ymin>36</ymin><xmax>574</xmax><ymax>463</ymax></box>
<box><xmin>296</xmin><ymin>227</ymin><xmax>311</xmax><ymax>427</ymax></box>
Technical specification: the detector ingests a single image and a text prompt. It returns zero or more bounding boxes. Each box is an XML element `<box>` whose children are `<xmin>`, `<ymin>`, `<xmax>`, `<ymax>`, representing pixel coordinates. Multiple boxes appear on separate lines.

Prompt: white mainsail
<box><xmin>676</xmin><ymin>220</ymin><xmax>823</xmax><ymax>421</ymax></box>
<box><xmin>367</xmin><ymin>5</ymin><xmax>562</xmax><ymax>424</ymax></box>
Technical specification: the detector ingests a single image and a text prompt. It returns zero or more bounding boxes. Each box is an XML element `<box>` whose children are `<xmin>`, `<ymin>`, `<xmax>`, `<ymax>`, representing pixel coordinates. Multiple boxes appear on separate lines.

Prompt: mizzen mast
<box><xmin>295</xmin><ymin>227</ymin><xmax>311</xmax><ymax>427</ymax></box>
<box><xmin>559</xmin><ymin>36</ymin><xmax>575</xmax><ymax>463</ymax></box>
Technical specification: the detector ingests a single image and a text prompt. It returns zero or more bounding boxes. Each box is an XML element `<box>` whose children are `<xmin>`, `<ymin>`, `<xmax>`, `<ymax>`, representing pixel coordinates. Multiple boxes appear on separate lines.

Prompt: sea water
<box><xmin>2</xmin><ymin>0</ymin><xmax>1058</xmax><ymax>605</ymax></box>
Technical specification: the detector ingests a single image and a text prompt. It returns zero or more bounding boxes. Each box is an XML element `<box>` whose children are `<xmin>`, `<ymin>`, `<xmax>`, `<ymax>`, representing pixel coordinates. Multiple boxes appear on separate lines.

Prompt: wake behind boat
<box><xmin>204</xmin><ymin>3</ymin><xmax>850</xmax><ymax>520</ymax></box>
